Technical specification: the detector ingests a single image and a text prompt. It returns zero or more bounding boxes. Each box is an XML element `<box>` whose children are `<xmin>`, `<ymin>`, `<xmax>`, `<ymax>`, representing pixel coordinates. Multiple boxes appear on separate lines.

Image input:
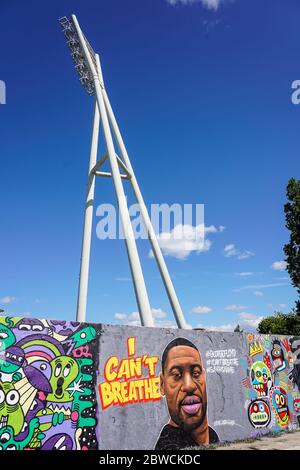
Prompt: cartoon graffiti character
<box><xmin>248</xmin><ymin>400</ymin><xmax>271</xmax><ymax>428</ymax></box>
<box><xmin>271</xmin><ymin>340</ymin><xmax>286</xmax><ymax>372</ymax></box>
<box><xmin>41</xmin><ymin>433</ymin><xmax>73</xmax><ymax>450</ymax></box>
<box><xmin>14</xmin><ymin>318</ymin><xmax>45</xmax><ymax>333</ymax></box>
<box><xmin>289</xmin><ymin>337</ymin><xmax>300</xmax><ymax>390</ymax></box>
<box><xmin>0</xmin><ymin>417</ymin><xmax>42</xmax><ymax>450</ymax></box>
<box><xmin>0</xmin><ymin>324</ymin><xmax>15</xmax><ymax>352</ymax></box>
<box><xmin>293</xmin><ymin>397</ymin><xmax>300</xmax><ymax>413</ymax></box>
<box><xmin>47</xmin><ymin>356</ymin><xmax>79</xmax><ymax>403</ymax></box>
<box><xmin>270</xmin><ymin>387</ymin><xmax>290</xmax><ymax>427</ymax></box>
<box><xmin>0</xmin><ymin>381</ymin><xmax>24</xmax><ymax>435</ymax></box>
<box><xmin>0</xmin><ymin>346</ymin><xmax>25</xmax><ymax>375</ymax></box>
<box><xmin>250</xmin><ymin>361</ymin><xmax>273</xmax><ymax>397</ymax></box>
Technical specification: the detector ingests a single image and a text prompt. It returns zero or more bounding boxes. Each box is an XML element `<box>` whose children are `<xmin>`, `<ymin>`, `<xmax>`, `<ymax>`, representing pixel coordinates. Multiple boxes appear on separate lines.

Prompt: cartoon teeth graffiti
<box><xmin>250</xmin><ymin>361</ymin><xmax>273</xmax><ymax>397</ymax></box>
<box><xmin>0</xmin><ymin>381</ymin><xmax>24</xmax><ymax>435</ymax></box>
<box><xmin>248</xmin><ymin>400</ymin><xmax>271</xmax><ymax>428</ymax></box>
<box><xmin>270</xmin><ymin>387</ymin><xmax>290</xmax><ymax>427</ymax></box>
<box><xmin>271</xmin><ymin>340</ymin><xmax>286</xmax><ymax>372</ymax></box>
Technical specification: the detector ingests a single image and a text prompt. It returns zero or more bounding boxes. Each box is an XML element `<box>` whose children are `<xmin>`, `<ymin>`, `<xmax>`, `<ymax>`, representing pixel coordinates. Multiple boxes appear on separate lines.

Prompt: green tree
<box><xmin>234</xmin><ymin>324</ymin><xmax>243</xmax><ymax>333</ymax></box>
<box><xmin>257</xmin><ymin>178</ymin><xmax>300</xmax><ymax>335</ymax></box>
<box><xmin>257</xmin><ymin>310</ymin><xmax>300</xmax><ymax>335</ymax></box>
<box><xmin>284</xmin><ymin>178</ymin><xmax>300</xmax><ymax>314</ymax></box>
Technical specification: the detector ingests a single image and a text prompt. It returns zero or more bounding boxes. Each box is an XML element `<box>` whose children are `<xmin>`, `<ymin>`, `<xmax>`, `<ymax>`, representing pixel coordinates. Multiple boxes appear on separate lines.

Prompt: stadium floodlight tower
<box><xmin>59</xmin><ymin>14</ymin><xmax>187</xmax><ymax>329</ymax></box>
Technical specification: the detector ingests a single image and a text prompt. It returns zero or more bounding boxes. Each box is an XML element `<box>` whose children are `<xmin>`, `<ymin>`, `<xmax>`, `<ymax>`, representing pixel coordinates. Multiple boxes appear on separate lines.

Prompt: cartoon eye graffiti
<box><xmin>0</xmin><ymin>390</ymin><xmax>4</xmax><ymax>404</ymax></box>
<box><xmin>18</xmin><ymin>324</ymin><xmax>31</xmax><ymax>330</ymax></box>
<box><xmin>6</xmin><ymin>445</ymin><xmax>16</xmax><ymax>450</ymax></box>
<box><xmin>63</xmin><ymin>364</ymin><xmax>71</xmax><ymax>378</ymax></box>
<box><xmin>80</xmin><ymin>332</ymin><xmax>86</xmax><ymax>339</ymax></box>
<box><xmin>40</xmin><ymin>364</ymin><xmax>47</xmax><ymax>371</ymax></box>
<box><xmin>0</xmin><ymin>433</ymin><xmax>10</xmax><ymax>444</ymax></box>
<box><xmin>32</xmin><ymin>325</ymin><xmax>43</xmax><ymax>331</ymax></box>
<box><xmin>253</xmin><ymin>405</ymin><xmax>258</xmax><ymax>412</ymax></box>
<box><xmin>0</xmin><ymin>332</ymin><xmax>8</xmax><ymax>339</ymax></box>
<box><xmin>55</xmin><ymin>364</ymin><xmax>62</xmax><ymax>377</ymax></box>
<box><xmin>275</xmin><ymin>394</ymin><xmax>280</xmax><ymax>405</ymax></box>
<box><xmin>6</xmin><ymin>390</ymin><xmax>20</xmax><ymax>406</ymax></box>
<box><xmin>280</xmin><ymin>395</ymin><xmax>285</xmax><ymax>405</ymax></box>
<box><xmin>259</xmin><ymin>404</ymin><xmax>264</xmax><ymax>412</ymax></box>
<box><xmin>256</xmin><ymin>370</ymin><xmax>262</xmax><ymax>378</ymax></box>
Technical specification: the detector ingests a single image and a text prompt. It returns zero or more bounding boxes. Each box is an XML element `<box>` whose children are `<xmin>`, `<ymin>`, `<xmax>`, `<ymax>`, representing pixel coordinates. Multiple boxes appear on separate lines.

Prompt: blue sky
<box><xmin>0</xmin><ymin>0</ymin><xmax>299</xmax><ymax>331</ymax></box>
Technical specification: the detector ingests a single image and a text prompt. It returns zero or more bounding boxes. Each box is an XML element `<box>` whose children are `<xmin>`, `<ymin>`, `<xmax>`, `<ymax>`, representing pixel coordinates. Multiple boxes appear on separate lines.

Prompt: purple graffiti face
<box><xmin>0</xmin><ymin>346</ymin><xmax>25</xmax><ymax>374</ymax></box>
<box><xmin>23</xmin><ymin>364</ymin><xmax>52</xmax><ymax>393</ymax></box>
<box><xmin>41</xmin><ymin>433</ymin><xmax>73</xmax><ymax>450</ymax></box>
<box><xmin>48</xmin><ymin>320</ymin><xmax>79</xmax><ymax>337</ymax></box>
<box><xmin>29</xmin><ymin>360</ymin><xmax>52</xmax><ymax>381</ymax></box>
<box><xmin>14</xmin><ymin>318</ymin><xmax>45</xmax><ymax>333</ymax></box>
<box><xmin>13</xmin><ymin>318</ymin><xmax>48</xmax><ymax>341</ymax></box>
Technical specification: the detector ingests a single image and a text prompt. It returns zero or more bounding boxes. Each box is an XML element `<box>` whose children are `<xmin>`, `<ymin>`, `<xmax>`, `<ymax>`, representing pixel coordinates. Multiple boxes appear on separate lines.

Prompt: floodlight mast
<box><xmin>59</xmin><ymin>15</ymin><xmax>187</xmax><ymax>329</ymax></box>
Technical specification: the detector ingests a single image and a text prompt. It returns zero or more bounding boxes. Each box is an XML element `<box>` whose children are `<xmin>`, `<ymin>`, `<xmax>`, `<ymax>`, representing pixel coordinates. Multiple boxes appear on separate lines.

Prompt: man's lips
<box><xmin>180</xmin><ymin>396</ymin><xmax>202</xmax><ymax>415</ymax></box>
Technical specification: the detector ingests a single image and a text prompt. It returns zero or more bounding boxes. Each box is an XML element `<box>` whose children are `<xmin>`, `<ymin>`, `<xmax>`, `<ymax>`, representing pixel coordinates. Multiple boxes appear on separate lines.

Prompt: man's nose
<box><xmin>181</xmin><ymin>372</ymin><xmax>197</xmax><ymax>393</ymax></box>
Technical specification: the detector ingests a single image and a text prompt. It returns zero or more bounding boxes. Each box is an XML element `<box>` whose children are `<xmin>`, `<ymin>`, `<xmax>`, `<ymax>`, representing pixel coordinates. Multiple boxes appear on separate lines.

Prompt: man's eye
<box><xmin>172</xmin><ymin>372</ymin><xmax>181</xmax><ymax>379</ymax></box>
<box><xmin>193</xmin><ymin>371</ymin><xmax>201</xmax><ymax>378</ymax></box>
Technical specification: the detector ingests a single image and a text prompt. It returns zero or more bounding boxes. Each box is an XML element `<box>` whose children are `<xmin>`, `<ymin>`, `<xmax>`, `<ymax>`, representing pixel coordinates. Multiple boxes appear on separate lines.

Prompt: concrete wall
<box><xmin>0</xmin><ymin>316</ymin><xmax>299</xmax><ymax>450</ymax></box>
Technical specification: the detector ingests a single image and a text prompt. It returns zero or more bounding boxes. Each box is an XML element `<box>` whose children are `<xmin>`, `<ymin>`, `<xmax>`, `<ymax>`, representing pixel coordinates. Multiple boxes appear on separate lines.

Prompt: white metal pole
<box><xmin>76</xmin><ymin>100</ymin><xmax>100</xmax><ymax>323</ymax></box>
<box><xmin>100</xmin><ymin>82</ymin><xmax>187</xmax><ymax>329</ymax></box>
<box><xmin>71</xmin><ymin>15</ymin><xmax>154</xmax><ymax>327</ymax></box>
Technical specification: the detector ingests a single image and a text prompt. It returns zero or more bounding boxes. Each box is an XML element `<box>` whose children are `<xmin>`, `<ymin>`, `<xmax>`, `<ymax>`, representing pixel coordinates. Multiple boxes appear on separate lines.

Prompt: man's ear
<box><xmin>160</xmin><ymin>373</ymin><xmax>165</xmax><ymax>396</ymax></box>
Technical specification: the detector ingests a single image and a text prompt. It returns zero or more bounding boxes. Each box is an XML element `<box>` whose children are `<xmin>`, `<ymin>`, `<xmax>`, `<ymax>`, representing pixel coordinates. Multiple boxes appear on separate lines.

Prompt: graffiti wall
<box><xmin>243</xmin><ymin>334</ymin><xmax>300</xmax><ymax>430</ymax></box>
<box><xmin>0</xmin><ymin>316</ymin><xmax>299</xmax><ymax>450</ymax></box>
<box><xmin>0</xmin><ymin>316</ymin><xmax>99</xmax><ymax>450</ymax></box>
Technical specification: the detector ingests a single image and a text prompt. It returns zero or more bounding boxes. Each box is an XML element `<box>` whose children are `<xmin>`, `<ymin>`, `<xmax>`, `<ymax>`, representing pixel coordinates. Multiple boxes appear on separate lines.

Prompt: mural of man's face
<box><xmin>160</xmin><ymin>345</ymin><xmax>207</xmax><ymax>432</ymax></box>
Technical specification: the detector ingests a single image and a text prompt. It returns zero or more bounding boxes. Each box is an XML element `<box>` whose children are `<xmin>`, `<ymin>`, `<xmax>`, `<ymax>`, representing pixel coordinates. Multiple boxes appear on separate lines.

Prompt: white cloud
<box><xmin>238</xmin><ymin>251</ymin><xmax>254</xmax><ymax>260</ymax></box>
<box><xmin>234</xmin><ymin>282</ymin><xmax>287</xmax><ymax>292</ymax></box>
<box><xmin>197</xmin><ymin>311</ymin><xmax>264</xmax><ymax>333</ymax></box>
<box><xmin>223</xmin><ymin>244</ymin><xmax>254</xmax><ymax>260</ymax></box>
<box><xmin>205</xmin><ymin>225</ymin><xmax>226</xmax><ymax>234</ymax></box>
<box><xmin>224</xmin><ymin>244</ymin><xmax>237</xmax><ymax>256</ymax></box>
<box><xmin>239</xmin><ymin>312</ymin><xmax>264</xmax><ymax>329</ymax></box>
<box><xmin>267</xmin><ymin>303</ymin><xmax>287</xmax><ymax>311</ymax></box>
<box><xmin>0</xmin><ymin>296</ymin><xmax>16</xmax><ymax>305</ymax></box>
<box><xmin>271</xmin><ymin>261</ymin><xmax>287</xmax><ymax>271</ymax></box>
<box><xmin>235</xmin><ymin>272</ymin><xmax>254</xmax><ymax>277</ymax></box>
<box><xmin>114</xmin><ymin>313</ymin><xmax>127</xmax><ymax>321</ymax></box>
<box><xmin>224</xmin><ymin>304</ymin><xmax>247</xmax><ymax>311</ymax></box>
<box><xmin>197</xmin><ymin>323</ymin><xmax>236</xmax><ymax>332</ymax></box>
<box><xmin>128</xmin><ymin>311</ymin><xmax>140</xmax><ymax>322</ymax></box>
<box><xmin>167</xmin><ymin>0</ymin><xmax>224</xmax><ymax>11</ymax></box>
<box><xmin>253</xmin><ymin>291</ymin><xmax>263</xmax><ymax>297</ymax></box>
<box><xmin>150</xmin><ymin>223</ymin><xmax>224</xmax><ymax>260</ymax></box>
<box><xmin>114</xmin><ymin>308</ymin><xmax>183</xmax><ymax>328</ymax></box>
<box><xmin>191</xmin><ymin>306</ymin><xmax>212</xmax><ymax>314</ymax></box>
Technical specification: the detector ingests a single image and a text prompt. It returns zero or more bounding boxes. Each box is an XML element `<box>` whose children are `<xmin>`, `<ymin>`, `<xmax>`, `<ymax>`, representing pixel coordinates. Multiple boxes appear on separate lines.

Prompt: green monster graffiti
<box><xmin>0</xmin><ymin>381</ymin><xmax>24</xmax><ymax>435</ymax></box>
<box><xmin>47</xmin><ymin>356</ymin><xmax>79</xmax><ymax>403</ymax></box>
<box><xmin>0</xmin><ymin>418</ymin><xmax>42</xmax><ymax>450</ymax></box>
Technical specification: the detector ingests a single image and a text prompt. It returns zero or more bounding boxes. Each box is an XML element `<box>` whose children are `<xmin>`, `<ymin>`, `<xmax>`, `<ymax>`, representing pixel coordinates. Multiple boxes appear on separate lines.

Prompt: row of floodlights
<box><xmin>59</xmin><ymin>16</ymin><xmax>96</xmax><ymax>96</ymax></box>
